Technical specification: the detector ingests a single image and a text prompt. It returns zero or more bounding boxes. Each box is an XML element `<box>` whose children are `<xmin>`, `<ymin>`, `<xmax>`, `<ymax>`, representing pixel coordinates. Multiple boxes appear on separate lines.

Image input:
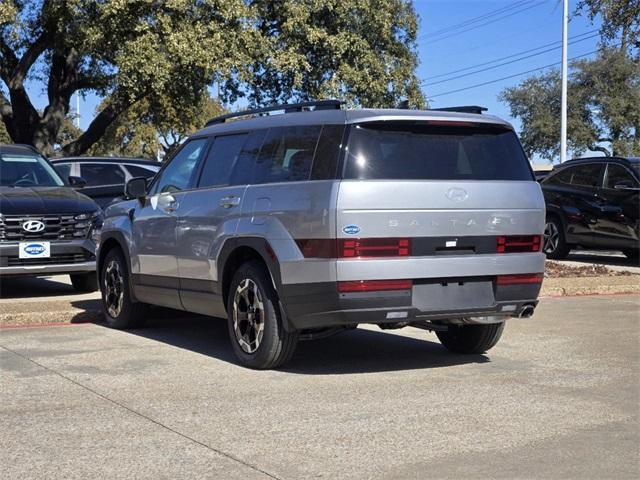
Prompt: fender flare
<box><xmin>217</xmin><ymin>236</ymin><xmax>295</xmax><ymax>331</ymax></box>
<box><xmin>97</xmin><ymin>231</ymin><xmax>138</xmax><ymax>303</ymax></box>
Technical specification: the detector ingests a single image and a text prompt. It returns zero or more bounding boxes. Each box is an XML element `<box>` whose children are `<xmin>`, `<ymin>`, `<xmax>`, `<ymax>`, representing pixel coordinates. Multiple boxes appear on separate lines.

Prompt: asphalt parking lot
<box><xmin>1</xmin><ymin>289</ymin><xmax>639</xmax><ymax>479</ymax></box>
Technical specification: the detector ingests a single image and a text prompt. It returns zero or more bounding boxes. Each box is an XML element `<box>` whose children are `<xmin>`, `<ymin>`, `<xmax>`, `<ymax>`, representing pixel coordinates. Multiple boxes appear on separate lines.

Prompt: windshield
<box><xmin>0</xmin><ymin>152</ymin><xmax>65</xmax><ymax>187</ymax></box>
<box><xmin>344</xmin><ymin>122</ymin><xmax>533</xmax><ymax>181</ymax></box>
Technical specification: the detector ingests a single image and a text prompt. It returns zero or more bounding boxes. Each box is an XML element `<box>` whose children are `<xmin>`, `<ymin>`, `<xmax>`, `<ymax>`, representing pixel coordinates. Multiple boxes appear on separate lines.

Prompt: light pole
<box><xmin>560</xmin><ymin>0</ymin><xmax>568</xmax><ymax>163</ymax></box>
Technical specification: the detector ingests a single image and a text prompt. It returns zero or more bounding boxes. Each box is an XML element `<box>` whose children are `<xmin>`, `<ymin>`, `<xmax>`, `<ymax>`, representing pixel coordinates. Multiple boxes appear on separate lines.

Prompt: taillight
<box><xmin>296</xmin><ymin>238</ymin><xmax>411</xmax><ymax>258</ymax></box>
<box><xmin>497</xmin><ymin>235</ymin><xmax>542</xmax><ymax>253</ymax></box>
<box><xmin>496</xmin><ymin>273</ymin><xmax>544</xmax><ymax>285</ymax></box>
<box><xmin>340</xmin><ymin>238</ymin><xmax>410</xmax><ymax>258</ymax></box>
<box><xmin>295</xmin><ymin>239</ymin><xmax>337</xmax><ymax>258</ymax></box>
<box><xmin>338</xmin><ymin>279</ymin><xmax>413</xmax><ymax>292</ymax></box>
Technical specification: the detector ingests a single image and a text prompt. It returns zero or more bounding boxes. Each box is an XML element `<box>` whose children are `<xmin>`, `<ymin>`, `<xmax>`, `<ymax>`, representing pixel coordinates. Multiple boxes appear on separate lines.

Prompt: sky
<box><xmin>415</xmin><ymin>0</ymin><xmax>600</xmax><ymax>130</ymax></box>
<box><xmin>23</xmin><ymin>0</ymin><xmax>602</xmax><ymax>163</ymax></box>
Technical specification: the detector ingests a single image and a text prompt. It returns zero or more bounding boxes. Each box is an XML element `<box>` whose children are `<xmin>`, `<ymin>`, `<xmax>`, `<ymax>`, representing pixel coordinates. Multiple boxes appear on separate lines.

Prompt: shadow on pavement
<box><xmin>98</xmin><ymin>312</ymin><xmax>490</xmax><ymax>374</ymax></box>
<box><xmin>0</xmin><ymin>275</ymin><xmax>79</xmax><ymax>298</ymax></box>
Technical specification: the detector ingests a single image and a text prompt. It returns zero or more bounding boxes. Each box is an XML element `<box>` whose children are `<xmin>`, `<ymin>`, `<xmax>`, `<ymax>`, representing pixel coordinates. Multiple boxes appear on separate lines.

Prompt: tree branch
<box><xmin>60</xmin><ymin>98</ymin><xmax>137</xmax><ymax>156</ymax></box>
<box><xmin>0</xmin><ymin>37</ymin><xmax>19</xmax><ymax>83</ymax></box>
<box><xmin>12</xmin><ymin>32</ymin><xmax>50</xmax><ymax>88</ymax></box>
<box><xmin>589</xmin><ymin>143</ymin><xmax>611</xmax><ymax>156</ymax></box>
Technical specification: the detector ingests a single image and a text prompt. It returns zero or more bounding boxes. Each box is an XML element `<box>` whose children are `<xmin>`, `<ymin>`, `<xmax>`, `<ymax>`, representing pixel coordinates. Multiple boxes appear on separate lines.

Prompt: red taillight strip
<box><xmin>496</xmin><ymin>273</ymin><xmax>544</xmax><ymax>285</ymax></box>
<box><xmin>338</xmin><ymin>279</ymin><xmax>413</xmax><ymax>293</ymax></box>
<box><xmin>296</xmin><ymin>238</ymin><xmax>411</xmax><ymax>259</ymax></box>
<box><xmin>497</xmin><ymin>235</ymin><xmax>542</xmax><ymax>253</ymax></box>
<box><xmin>341</xmin><ymin>238</ymin><xmax>410</xmax><ymax>258</ymax></box>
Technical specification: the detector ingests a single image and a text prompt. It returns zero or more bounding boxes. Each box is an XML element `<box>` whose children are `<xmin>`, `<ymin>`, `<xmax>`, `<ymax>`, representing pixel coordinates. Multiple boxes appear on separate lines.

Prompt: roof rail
<box><xmin>430</xmin><ymin>105</ymin><xmax>487</xmax><ymax>115</ymax></box>
<box><xmin>204</xmin><ymin>99</ymin><xmax>344</xmax><ymax>127</ymax></box>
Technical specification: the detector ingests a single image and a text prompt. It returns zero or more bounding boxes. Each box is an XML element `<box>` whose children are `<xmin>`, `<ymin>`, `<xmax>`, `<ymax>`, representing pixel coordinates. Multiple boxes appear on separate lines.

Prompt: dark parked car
<box><xmin>540</xmin><ymin>156</ymin><xmax>640</xmax><ymax>262</ymax></box>
<box><xmin>51</xmin><ymin>157</ymin><xmax>160</xmax><ymax>208</ymax></box>
<box><xmin>0</xmin><ymin>144</ymin><xmax>102</xmax><ymax>291</ymax></box>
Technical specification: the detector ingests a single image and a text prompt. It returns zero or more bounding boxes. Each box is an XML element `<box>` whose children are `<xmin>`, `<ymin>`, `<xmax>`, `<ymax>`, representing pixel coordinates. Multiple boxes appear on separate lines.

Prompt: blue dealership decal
<box><xmin>24</xmin><ymin>243</ymin><xmax>46</xmax><ymax>255</ymax></box>
<box><xmin>342</xmin><ymin>224</ymin><xmax>361</xmax><ymax>235</ymax></box>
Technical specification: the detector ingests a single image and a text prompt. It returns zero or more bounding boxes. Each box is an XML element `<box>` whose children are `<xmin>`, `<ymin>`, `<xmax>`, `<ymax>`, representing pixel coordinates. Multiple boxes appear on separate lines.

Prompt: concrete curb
<box><xmin>1</xmin><ymin>277</ymin><xmax>638</xmax><ymax>328</ymax></box>
<box><xmin>540</xmin><ymin>276</ymin><xmax>640</xmax><ymax>297</ymax></box>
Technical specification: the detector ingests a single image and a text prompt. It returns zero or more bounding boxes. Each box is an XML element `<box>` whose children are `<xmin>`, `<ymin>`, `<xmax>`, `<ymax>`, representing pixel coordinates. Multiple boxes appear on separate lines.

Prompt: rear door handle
<box><xmin>220</xmin><ymin>196</ymin><xmax>241</xmax><ymax>208</ymax></box>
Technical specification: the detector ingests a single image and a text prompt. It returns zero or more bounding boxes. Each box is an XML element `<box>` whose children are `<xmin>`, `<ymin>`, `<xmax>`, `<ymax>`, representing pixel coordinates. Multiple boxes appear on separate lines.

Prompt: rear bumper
<box><xmin>281</xmin><ymin>279</ymin><xmax>542</xmax><ymax>330</ymax></box>
<box><xmin>0</xmin><ymin>239</ymin><xmax>96</xmax><ymax>276</ymax></box>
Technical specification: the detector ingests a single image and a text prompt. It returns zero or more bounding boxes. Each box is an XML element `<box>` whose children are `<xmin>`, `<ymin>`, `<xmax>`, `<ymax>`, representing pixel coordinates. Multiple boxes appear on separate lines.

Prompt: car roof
<box><xmin>194</xmin><ymin>108</ymin><xmax>512</xmax><ymax>137</ymax></box>
<box><xmin>0</xmin><ymin>144</ymin><xmax>42</xmax><ymax>155</ymax></box>
<box><xmin>51</xmin><ymin>156</ymin><xmax>157</xmax><ymax>166</ymax></box>
<box><xmin>561</xmin><ymin>156</ymin><xmax>638</xmax><ymax>165</ymax></box>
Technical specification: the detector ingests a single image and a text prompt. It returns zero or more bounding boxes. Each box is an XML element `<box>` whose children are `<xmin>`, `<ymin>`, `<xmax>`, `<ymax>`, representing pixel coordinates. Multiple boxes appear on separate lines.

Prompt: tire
<box><xmin>227</xmin><ymin>260</ymin><xmax>298</xmax><ymax>369</ymax></box>
<box><xmin>623</xmin><ymin>249</ymin><xmax>639</xmax><ymax>265</ymax></box>
<box><xmin>543</xmin><ymin>216</ymin><xmax>570</xmax><ymax>260</ymax></box>
<box><xmin>70</xmin><ymin>272</ymin><xmax>98</xmax><ymax>292</ymax></box>
<box><xmin>100</xmin><ymin>248</ymin><xmax>148</xmax><ymax>329</ymax></box>
<box><xmin>436</xmin><ymin>322</ymin><xmax>505</xmax><ymax>354</ymax></box>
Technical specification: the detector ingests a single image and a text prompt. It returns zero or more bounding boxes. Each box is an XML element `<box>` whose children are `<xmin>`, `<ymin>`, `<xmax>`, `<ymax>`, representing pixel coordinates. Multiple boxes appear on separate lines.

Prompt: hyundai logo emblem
<box><xmin>445</xmin><ymin>188</ymin><xmax>468</xmax><ymax>202</ymax></box>
<box><xmin>22</xmin><ymin>220</ymin><xmax>45</xmax><ymax>233</ymax></box>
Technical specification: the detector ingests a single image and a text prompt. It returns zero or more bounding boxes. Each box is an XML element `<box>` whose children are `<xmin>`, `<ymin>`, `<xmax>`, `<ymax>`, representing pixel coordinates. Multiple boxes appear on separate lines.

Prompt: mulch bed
<box><xmin>545</xmin><ymin>261</ymin><xmax>634</xmax><ymax>278</ymax></box>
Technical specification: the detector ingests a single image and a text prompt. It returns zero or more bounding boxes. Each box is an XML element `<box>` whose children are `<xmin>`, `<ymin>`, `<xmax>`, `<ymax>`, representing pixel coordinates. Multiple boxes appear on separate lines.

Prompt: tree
<box><xmin>2</xmin><ymin>1</ymin><xmax>424</xmax><ymax>155</ymax></box>
<box><xmin>88</xmin><ymin>95</ymin><xmax>225</xmax><ymax>159</ymax></box>
<box><xmin>575</xmin><ymin>0</ymin><xmax>640</xmax><ymax>53</ymax></box>
<box><xmin>500</xmin><ymin>0</ymin><xmax>639</xmax><ymax>160</ymax></box>
<box><xmin>1</xmin><ymin>0</ymin><xmax>253</xmax><ymax>155</ymax></box>
<box><xmin>500</xmin><ymin>48</ymin><xmax>639</xmax><ymax>159</ymax></box>
<box><xmin>236</xmin><ymin>0</ymin><xmax>425</xmax><ymax>108</ymax></box>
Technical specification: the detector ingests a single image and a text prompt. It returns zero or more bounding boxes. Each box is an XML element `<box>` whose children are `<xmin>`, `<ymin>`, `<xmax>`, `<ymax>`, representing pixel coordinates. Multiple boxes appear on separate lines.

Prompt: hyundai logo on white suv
<box><xmin>22</xmin><ymin>220</ymin><xmax>45</xmax><ymax>233</ymax></box>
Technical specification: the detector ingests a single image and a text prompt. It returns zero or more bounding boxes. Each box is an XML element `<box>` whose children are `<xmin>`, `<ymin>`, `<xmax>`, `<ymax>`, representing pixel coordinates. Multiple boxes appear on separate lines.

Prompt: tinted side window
<box><xmin>80</xmin><ymin>163</ymin><xmax>126</xmax><ymax>186</ymax></box>
<box><xmin>229</xmin><ymin>130</ymin><xmax>267</xmax><ymax>186</ymax></box>
<box><xmin>151</xmin><ymin>139</ymin><xmax>207</xmax><ymax>194</ymax></box>
<box><xmin>198</xmin><ymin>134</ymin><xmax>248</xmax><ymax>188</ymax></box>
<box><xmin>604</xmin><ymin>163</ymin><xmax>638</xmax><ymax>189</ymax></box>
<box><xmin>568</xmin><ymin>163</ymin><xmax>602</xmax><ymax>188</ymax></box>
<box><xmin>54</xmin><ymin>163</ymin><xmax>72</xmax><ymax>181</ymax></box>
<box><xmin>544</xmin><ymin>168</ymin><xmax>572</xmax><ymax>186</ymax></box>
<box><xmin>311</xmin><ymin>125</ymin><xmax>345</xmax><ymax>180</ymax></box>
<box><xmin>125</xmin><ymin>164</ymin><xmax>158</xmax><ymax>178</ymax></box>
<box><xmin>253</xmin><ymin>126</ymin><xmax>321</xmax><ymax>184</ymax></box>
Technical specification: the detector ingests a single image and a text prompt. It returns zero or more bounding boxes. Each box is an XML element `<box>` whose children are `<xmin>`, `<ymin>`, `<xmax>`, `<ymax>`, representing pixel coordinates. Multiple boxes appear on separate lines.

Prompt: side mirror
<box><xmin>68</xmin><ymin>176</ymin><xmax>87</xmax><ymax>188</ymax></box>
<box><xmin>125</xmin><ymin>177</ymin><xmax>147</xmax><ymax>199</ymax></box>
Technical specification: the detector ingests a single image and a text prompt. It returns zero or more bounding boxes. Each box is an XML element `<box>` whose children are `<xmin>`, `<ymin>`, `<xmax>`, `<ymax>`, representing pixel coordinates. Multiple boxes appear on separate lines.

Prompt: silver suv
<box><xmin>97</xmin><ymin>101</ymin><xmax>545</xmax><ymax>369</ymax></box>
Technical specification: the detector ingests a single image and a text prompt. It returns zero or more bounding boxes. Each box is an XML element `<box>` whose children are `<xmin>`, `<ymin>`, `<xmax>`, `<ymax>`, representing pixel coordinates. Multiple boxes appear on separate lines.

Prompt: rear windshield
<box><xmin>343</xmin><ymin>122</ymin><xmax>533</xmax><ymax>181</ymax></box>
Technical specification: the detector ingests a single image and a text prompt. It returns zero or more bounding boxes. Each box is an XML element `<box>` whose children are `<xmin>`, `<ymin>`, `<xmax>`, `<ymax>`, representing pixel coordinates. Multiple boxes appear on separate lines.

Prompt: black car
<box><xmin>0</xmin><ymin>144</ymin><xmax>102</xmax><ymax>291</ymax></box>
<box><xmin>51</xmin><ymin>157</ymin><xmax>160</xmax><ymax>208</ymax></box>
<box><xmin>540</xmin><ymin>156</ymin><xmax>640</xmax><ymax>261</ymax></box>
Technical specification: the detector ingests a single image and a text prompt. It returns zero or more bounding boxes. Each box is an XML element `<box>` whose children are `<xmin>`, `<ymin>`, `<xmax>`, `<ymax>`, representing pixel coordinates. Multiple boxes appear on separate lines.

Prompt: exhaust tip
<box><xmin>518</xmin><ymin>304</ymin><xmax>535</xmax><ymax>318</ymax></box>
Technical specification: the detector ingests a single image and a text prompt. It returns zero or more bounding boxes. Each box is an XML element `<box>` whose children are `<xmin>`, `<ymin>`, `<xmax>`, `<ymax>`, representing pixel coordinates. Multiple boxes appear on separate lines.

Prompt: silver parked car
<box><xmin>97</xmin><ymin>100</ymin><xmax>545</xmax><ymax>369</ymax></box>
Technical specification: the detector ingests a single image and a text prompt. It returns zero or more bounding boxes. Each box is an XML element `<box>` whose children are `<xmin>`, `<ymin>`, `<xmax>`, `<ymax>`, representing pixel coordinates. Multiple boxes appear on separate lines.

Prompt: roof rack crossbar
<box><xmin>205</xmin><ymin>99</ymin><xmax>344</xmax><ymax>126</ymax></box>
<box><xmin>430</xmin><ymin>105</ymin><xmax>487</xmax><ymax>115</ymax></box>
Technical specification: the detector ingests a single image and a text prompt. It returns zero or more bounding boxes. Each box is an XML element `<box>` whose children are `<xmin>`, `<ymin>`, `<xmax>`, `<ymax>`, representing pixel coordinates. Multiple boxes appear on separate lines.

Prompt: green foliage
<box><xmin>1</xmin><ymin>0</ymin><xmax>424</xmax><ymax>155</ymax></box>
<box><xmin>575</xmin><ymin>0</ymin><xmax>640</xmax><ymax>54</ymax></box>
<box><xmin>500</xmin><ymin>48</ymin><xmax>639</xmax><ymax>160</ymax></box>
<box><xmin>88</xmin><ymin>95</ymin><xmax>226</xmax><ymax>159</ymax></box>
<box><xmin>1</xmin><ymin>0</ymin><xmax>254</xmax><ymax>155</ymax></box>
<box><xmin>241</xmin><ymin>0</ymin><xmax>424</xmax><ymax>108</ymax></box>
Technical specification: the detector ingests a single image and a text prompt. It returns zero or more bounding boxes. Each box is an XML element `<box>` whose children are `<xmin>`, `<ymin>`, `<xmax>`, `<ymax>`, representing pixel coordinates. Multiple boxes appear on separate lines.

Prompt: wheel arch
<box><xmin>218</xmin><ymin>237</ymin><xmax>292</xmax><ymax>330</ymax></box>
<box><xmin>97</xmin><ymin>232</ymin><xmax>138</xmax><ymax>302</ymax></box>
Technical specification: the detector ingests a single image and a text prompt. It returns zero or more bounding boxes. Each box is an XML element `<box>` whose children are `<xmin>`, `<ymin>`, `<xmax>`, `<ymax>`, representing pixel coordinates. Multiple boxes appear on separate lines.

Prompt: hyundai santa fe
<box><xmin>97</xmin><ymin>100</ymin><xmax>546</xmax><ymax>369</ymax></box>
